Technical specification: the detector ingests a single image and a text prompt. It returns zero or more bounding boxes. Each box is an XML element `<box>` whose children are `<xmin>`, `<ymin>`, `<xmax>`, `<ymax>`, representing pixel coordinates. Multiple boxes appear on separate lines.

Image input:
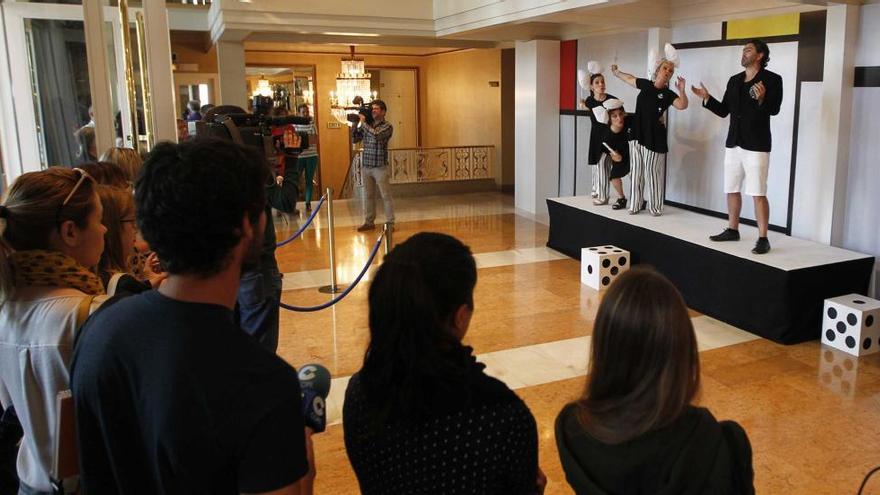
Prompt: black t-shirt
<box><xmin>586</xmin><ymin>93</ymin><xmax>617</xmax><ymax>165</ymax></box>
<box><xmin>343</xmin><ymin>355</ymin><xmax>539</xmax><ymax>494</ymax></box>
<box><xmin>601</xmin><ymin>117</ymin><xmax>633</xmax><ymax>179</ymax></box>
<box><xmin>632</xmin><ymin>78</ymin><xmax>679</xmax><ymax>153</ymax></box>
<box><xmin>71</xmin><ymin>290</ymin><xmax>308</xmax><ymax>494</ymax></box>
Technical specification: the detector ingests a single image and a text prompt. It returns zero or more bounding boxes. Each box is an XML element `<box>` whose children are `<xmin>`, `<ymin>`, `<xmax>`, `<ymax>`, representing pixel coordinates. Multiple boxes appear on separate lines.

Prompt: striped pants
<box><xmin>595</xmin><ymin>154</ymin><xmax>613</xmax><ymax>203</ymax></box>
<box><xmin>628</xmin><ymin>141</ymin><xmax>666</xmax><ymax>215</ymax></box>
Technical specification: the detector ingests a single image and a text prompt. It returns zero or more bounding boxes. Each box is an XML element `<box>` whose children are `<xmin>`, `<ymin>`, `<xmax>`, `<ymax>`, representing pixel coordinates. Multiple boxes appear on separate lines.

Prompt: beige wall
<box><xmin>422</xmin><ymin>49</ymin><xmax>502</xmax><ymax>183</ymax></box>
<box><xmin>243</xmin><ymin>48</ymin><xmax>501</xmax><ymax>194</ymax></box>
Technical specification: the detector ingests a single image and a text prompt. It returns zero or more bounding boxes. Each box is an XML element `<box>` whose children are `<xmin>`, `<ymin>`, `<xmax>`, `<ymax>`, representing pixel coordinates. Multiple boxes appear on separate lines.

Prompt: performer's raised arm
<box><xmin>610</xmin><ymin>65</ymin><xmax>637</xmax><ymax>88</ymax></box>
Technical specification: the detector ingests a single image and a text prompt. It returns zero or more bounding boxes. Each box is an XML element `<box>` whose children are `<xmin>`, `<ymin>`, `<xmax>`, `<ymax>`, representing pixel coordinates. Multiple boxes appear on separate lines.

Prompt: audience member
<box><xmin>71</xmin><ymin>138</ymin><xmax>314</xmax><ymax>494</ymax></box>
<box><xmin>185</xmin><ymin>100</ymin><xmax>203</xmax><ymax>122</ymax></box>
<box><xmin>94</xmin><ymin>185</ymin><xmax>164</xmax><ymax>295</ymax></box>
<box><xmin>99</xmin><ymin>147</ymin><xmax>143</xmax><ymax>183</ymax></box>
<box><xmin>555</xmin><ymin>267</ymin><xmax>754</xmax><ymax>494</ymax></box>
<box><xmin>294</xmin><ymin>103</ymin><xmax>319</xmax><ymax>212</ymax></box>
<box><xmin>0</xmin><ymin>168</ymin><xmax>106</xmax><ymax>494</ymax></box>
<box><xmin>234</xmin><ymin>121</ymin><xmax>300</xmax><ymax>352</ymax></box>
<box><xmin>343</xmin><ymin>232</ymin><xmax>545</xmax><ymax>495</ymax></box>
<box><xmin>80</xmin><ymin>161</ymin><xmax>130</xmax><ymax>188</ymax></box>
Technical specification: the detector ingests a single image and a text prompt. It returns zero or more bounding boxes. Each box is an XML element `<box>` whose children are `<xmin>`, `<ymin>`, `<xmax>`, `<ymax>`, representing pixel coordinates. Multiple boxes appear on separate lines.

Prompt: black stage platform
<box><xmin>547</xmin><ymin>196</ymin><xmax>876</xmax><ymax>344</ymax></box>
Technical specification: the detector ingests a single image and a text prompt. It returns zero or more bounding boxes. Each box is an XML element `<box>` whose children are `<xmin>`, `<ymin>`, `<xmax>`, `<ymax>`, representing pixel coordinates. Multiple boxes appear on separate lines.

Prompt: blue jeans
<box><xmin>236</xmin><ymin>268</ymin><xmax>282</xmax><ymax>353</ymax></box>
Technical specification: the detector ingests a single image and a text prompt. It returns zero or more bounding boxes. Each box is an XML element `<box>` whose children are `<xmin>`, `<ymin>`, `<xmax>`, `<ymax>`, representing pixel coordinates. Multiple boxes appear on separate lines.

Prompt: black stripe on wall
<box><xmin>855</xmin><ymin>67</ymin><xmax>880</xmax><ymax>87</ymax></box>
<box><xmin>672</xmin><ymin>34</ymin><xmax>799</xmax><ymax>51</ymax></box>
<box><xmin>721</xmin><ymin>21</ymin><xmax>728</xmax><ymax>41</ymax></box>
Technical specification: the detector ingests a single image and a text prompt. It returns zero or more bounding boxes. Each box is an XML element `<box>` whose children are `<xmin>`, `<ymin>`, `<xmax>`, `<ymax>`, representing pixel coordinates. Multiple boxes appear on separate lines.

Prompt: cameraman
<box><xmin>237</xmin><ymin>114</ymin><xmax>301</xmax><ymax>353</ymax></box>
<box><xmin>353</xmin><ymin>99</ymin><xmax>395</xmax><ymax>232</ymax></box>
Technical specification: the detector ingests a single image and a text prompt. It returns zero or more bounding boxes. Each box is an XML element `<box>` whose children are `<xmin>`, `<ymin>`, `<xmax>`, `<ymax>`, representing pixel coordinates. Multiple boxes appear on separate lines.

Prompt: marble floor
<box><xmin>274</xmin><ymin>192</ymin><xmax>880</xmax><ymax>495</ymax></box>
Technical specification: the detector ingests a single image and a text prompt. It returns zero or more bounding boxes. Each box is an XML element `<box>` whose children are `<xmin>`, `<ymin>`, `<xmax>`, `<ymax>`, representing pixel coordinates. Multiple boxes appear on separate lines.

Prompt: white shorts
<box><xmin>723</xmin><ymin>146</ymin><xmax>769</xmax><ymax>196</ymax></box>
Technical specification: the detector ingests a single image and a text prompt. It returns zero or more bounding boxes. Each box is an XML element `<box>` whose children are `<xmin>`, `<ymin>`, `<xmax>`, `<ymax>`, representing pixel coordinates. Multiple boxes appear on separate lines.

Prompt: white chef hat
<box><xmin>647</xmin><ymin>43</ymin><xmax>680</xmax><ymax>79</ymax></box>
<box><xmin>591</xmin><ymin>98</ymin><xmax>625</xmax><ymax>124</ymax></box>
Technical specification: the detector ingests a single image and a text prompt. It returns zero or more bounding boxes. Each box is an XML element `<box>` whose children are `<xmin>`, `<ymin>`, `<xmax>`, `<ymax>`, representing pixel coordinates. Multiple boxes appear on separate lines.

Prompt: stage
<box><xmin>547</xmin><ymin>196</ymin><xmax>876</xmax><ymax>344</ymax></box>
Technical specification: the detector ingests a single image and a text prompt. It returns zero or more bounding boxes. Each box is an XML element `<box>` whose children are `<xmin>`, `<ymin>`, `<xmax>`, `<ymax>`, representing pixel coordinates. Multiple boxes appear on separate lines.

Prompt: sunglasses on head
<box><xmin>56</xmin><ymin>167</ymin><xmax>95</xmax><ymax>225</ymax></box>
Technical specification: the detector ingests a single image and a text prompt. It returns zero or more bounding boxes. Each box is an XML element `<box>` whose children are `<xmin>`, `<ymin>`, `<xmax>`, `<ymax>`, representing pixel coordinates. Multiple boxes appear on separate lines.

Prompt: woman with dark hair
<box><xmin>581</xmin><ymin>62</ymin><xmax>617</xmax><ymax>202</ymax></box>
<box><xmin>0</xmin><ymin>168</ymin><xmax>106</xmax><ymax>494</ymax></box>
<box><xmin>344</xmin><ymin>232</ymin><xmax>545</xmax><ymax>495</ymax></box>
<box><xmin>556</xmin><ymin>267</ymin><xmax>754</xmax><ymax>494</ymax></box>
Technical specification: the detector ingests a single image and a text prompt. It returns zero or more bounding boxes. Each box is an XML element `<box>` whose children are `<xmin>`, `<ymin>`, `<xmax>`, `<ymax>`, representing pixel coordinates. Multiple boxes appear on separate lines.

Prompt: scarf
<box><xmin>12</xmin><ymin>249</ymin><xmax>106</xmax><ymax>295</ymax></box>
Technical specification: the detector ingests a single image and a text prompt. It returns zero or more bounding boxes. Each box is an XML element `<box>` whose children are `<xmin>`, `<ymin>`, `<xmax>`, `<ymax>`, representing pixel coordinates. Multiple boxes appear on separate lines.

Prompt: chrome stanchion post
<box><xmin>383</xmin><ymin>222</ymin><xmax>393</xmax><ymax>256</ymax></box>
<box><xmin>319</xmin><ymin>187</ymin><xmax>344</xmax><ymax>294</ymax></box>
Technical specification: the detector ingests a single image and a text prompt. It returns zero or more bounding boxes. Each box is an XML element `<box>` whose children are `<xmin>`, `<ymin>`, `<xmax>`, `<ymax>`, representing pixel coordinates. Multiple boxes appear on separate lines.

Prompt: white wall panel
<box><xmin>671</xmin><ymin>22</ymin><xmax>722</xmax><ymax>44</ymax></box>
<box><xmin>791</xmin><ymin>82</ymin><xmax>826</xmax><ymax>240</ymax></box>
<box><xmin>559</xmin><ymin>115</ymin><xmax>576</xmax><ymax>197</ymax></box>
<box><xmin>842</xmin><ymin>88</ymin><xmax>880</xmax><ymax>297</ymax></box>
<box><xmin>576</xmin><ymin>31</ymin><xmax>648</xmax><ymax>109</ymax></box>
<box><xmin>854</xmin><ymin>3</ymin><xmax>880</xmax><ymax>67</ymax></box>
<box><xmin>574</xmin><ymin>115</ymin><xmax>591</xmax><ymax>196</ymax></box>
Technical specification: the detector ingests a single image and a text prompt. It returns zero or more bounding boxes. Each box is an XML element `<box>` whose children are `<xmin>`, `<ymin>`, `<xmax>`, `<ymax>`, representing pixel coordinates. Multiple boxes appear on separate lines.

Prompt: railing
<box><xmin>388</xmin><ymin>146</ymin><xmax>494</xmax><ymax>184</ymax></box>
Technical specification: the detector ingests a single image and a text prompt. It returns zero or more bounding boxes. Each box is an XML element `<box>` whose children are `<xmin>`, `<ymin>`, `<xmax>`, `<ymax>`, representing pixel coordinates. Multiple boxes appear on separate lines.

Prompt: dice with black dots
<box><xmin>820</xmin><ymin>294</ymin><xmax>880</xmax><ymax>357</ymax></box>
<box><xmin>580</xmin><ymin>245</ymin><xmax>630</xmax><ymax>290</ymax></box>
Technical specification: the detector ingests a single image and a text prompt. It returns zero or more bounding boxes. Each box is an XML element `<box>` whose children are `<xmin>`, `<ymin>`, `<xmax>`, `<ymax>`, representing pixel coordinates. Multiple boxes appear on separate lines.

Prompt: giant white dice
<box><xmin>821</xmin><ymin>294</ymin><xmax>880</xmax><ymax>357</ymax></box>
<box><xmin>580</xmin><ymin>245</ymin><xmax>630</xmax><ymax>290</ymax></box>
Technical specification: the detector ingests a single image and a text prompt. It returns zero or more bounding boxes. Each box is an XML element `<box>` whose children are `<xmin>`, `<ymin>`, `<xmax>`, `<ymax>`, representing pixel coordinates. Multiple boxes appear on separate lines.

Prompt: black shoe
<box><xmin>612</xmin><ymin>198</ymin><xmax>628</xmax><ymax>210</ymax></box>
<box><xmin>641</xmin><ymin>200</ymin><xmax>647</xmax><ymax>211</ymax></box>
<box><xmin>752</xmin><ymin>237</ymin><xmax>771</xmax><ymax>254</ymax></box>
<box><xmin>357</xmin><ymin>223</ymin><xmax>375</xmax><ymax>232</ymax></box>
<box><xmin>709</xmin><ymin>228</ymin><xmax>740</xmax><ymax>242</ymax></box>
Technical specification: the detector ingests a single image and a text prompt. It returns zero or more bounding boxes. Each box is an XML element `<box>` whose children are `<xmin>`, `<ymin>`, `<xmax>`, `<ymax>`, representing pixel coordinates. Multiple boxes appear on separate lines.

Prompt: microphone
<box><xmin>298</xmin><ymin>363</ymin><xmax>331</xmax><ymax>433</ymax></box>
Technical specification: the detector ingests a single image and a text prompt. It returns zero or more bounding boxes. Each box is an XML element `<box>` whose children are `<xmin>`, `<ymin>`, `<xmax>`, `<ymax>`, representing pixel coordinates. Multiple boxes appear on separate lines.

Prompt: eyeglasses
<box><xmin>56</xmin><ymin>167</ymin><xmax>95</xmax><ymax>225</ymax></box>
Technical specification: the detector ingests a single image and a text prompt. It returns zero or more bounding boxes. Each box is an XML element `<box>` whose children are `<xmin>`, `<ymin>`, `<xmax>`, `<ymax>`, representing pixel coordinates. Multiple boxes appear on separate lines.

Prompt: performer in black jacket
<box><xmin>692</xmin><ymin>39</ymin><xmax>783</xmax><ymax>254</ymax></box>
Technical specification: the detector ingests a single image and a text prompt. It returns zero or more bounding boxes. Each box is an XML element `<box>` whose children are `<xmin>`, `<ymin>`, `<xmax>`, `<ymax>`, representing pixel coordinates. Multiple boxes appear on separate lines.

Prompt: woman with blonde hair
<box><xmin>94</xmin><ymin>185</ymin><xmax>164</xmax><ymax>295</ymax></box>
<box><xmin>611</xmin><ymin>44</ymin><xmax>689</xmax><ymax>216</ymax></box>
<box><xmin>99</xmin><ymin>147</ymin><xmax>143</xmax><ymax>184</ymax></box>
<box><xmin>555</xmin><ymin>267</ymin><xmax>754</xmax><ymax>494</ymax></box>
<box><xmin>0</xmin><ymin>168</ymin><xmax>106</xmax><ymax>494</ymax></box>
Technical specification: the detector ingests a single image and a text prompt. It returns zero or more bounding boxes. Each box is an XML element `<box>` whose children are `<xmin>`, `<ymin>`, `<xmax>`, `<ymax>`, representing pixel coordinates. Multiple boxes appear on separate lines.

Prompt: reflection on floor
<box><xmin>274</xmin><ymin>192</ymin><xmax>880</xmax><ymax>495</ymax></box>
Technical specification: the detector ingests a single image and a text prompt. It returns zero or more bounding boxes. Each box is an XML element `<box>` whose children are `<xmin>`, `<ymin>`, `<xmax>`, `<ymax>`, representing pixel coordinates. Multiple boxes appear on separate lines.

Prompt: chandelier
<box><xmin>252</xmin><ymin>74</ymin><xmax>273</xmax><ymax>98</ymax></box>
<box><xmin>330</xmin><ymin>46</ymin><xmax>377</xmax><ymax>126</ymax></box>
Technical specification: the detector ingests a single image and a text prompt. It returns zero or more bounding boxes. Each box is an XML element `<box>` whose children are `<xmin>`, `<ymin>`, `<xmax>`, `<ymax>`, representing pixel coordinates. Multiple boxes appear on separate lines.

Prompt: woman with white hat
<box><xmin>611</xmin><ymin>43</ymin><xmax>688</xmax><ymax>216</ymax></box>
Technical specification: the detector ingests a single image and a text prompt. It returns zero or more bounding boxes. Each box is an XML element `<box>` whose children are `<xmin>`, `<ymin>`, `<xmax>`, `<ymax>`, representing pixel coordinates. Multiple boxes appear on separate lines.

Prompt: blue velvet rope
<box><xmin>275</xmin><ymin>194</ymin><xmax>327</xmax><ymax>248</ymax></box>
<box><xmin>279</xmin><ymin>230</ymin><xmax>385</xmax><ymax>312</ymax></box>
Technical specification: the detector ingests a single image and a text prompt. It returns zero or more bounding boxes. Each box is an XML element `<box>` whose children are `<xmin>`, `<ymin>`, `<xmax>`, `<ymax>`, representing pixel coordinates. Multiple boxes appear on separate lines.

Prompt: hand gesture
<box><xmin>674</xmin><ymin>76</ymin><xmax>686</xmax><ymax>93</ymax></box>
<box><xmin>691</xmin><ymin>82</ymin><xmax>709</xmax><ymax>101</ymax></box>
<box><xmin>610</xmin><ymin>150</ymin><xmax>623</xmax><ymax>163</ymax></box>
<box><xmin>752</xmin><ymin>81</ymin><xmax>766</xmax><ymax>104</ymax></box>
<box><xmin>610</xmin><ymin>64</ymin><xmax>619</xmax><ymax>75</ymax></box>
<box><xmin>358</xmin><ymin>113</ymin><xmax>366</xmax><ymax>124</ymax></box>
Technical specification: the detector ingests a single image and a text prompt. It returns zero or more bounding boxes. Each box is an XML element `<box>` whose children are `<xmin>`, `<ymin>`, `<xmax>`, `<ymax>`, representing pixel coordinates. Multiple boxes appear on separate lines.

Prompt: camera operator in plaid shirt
<box><xmin>353</xmin><ymin>99</ymin><xmax>395</xmax><ymax>232</ymax></box>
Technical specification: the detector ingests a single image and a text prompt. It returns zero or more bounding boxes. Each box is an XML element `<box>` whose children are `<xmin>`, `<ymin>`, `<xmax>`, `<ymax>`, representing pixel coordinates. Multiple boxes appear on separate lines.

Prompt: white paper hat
<box><xmin>591</xmin><ymin>98</ymin><xmax>625</xmax><ymax>124</ymax></box>
<box><xmin>577</xmin><ymin>69</ymin><xmax>590</xmax><ymax>90</ymax></box>
<box><xmin>587</xmin><ymin>60</ymin><xmax>603</xmax><ymax>75</ymax></box>
<box><xmin>664</xmin><ymin>43</ymin><xmax>680</xmax><ymax>67</ymax></box>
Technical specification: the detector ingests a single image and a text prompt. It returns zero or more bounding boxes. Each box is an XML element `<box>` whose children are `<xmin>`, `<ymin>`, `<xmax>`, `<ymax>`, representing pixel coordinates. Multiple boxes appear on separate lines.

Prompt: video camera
<box><xmin>195</xmin><ymin>100</ymin><xmax>311</xmax><ymax>159</ymax></box>
<box><xmin>346</xmin><ymin>96</ymin><xmax>374</xmax><ymax>127</ymax></box>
